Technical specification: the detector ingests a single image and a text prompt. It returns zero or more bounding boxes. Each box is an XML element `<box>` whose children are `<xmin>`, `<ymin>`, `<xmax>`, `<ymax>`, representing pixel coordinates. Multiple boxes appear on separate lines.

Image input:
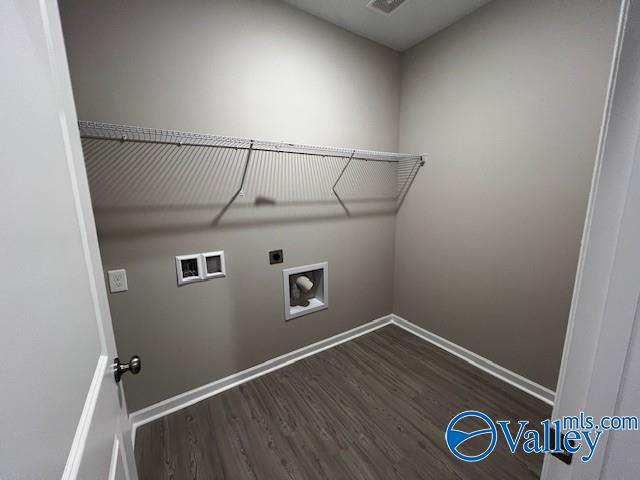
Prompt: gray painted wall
<box><xmin>60</xmin><ymin>0</ymin><xmax>621</xmax><ymax>411</ymax></box>
<box><xmin>60</xmin><ymin>0</ymin><xmax>401</xmax><ymax>411</ymax></box>
<box><xmin>59</xmin><ymin>0</ymin><xmax>400</xmax><ymax>150</ymax></box>
<box><xmin>394</xmin><ymin>0</ymin><xmax>620</xmax><ymax>390</ymax></box>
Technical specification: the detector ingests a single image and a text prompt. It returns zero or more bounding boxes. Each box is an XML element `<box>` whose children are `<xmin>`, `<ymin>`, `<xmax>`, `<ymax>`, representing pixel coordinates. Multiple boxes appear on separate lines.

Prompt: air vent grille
<box><xmin>368</xmin><ymin>0</ymin><xmax>407</xmax><ymax>16</ymax></box>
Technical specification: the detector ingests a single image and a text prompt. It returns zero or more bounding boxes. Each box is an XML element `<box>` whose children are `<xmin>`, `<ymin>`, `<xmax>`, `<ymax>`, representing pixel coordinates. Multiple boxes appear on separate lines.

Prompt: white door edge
<box><xmin>108</xmin><ymin>436</ymin><xmax>121</xmax><ymax>480</ymax></box>
<box><xmin>61</xmin><ymin>354</ymin><xmax>109</xmax><ymax>480</ymax></box>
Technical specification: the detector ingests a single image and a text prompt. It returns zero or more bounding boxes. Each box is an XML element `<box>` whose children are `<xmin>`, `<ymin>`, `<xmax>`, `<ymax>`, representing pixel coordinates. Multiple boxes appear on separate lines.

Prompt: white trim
<box><xmin>130</xmin><ymin>313</ymin><xmax>556</xmax><ymax>445</ymax></box>
<box><xmin>61</xmin><ymin>355</ymin><xmax>109</xmax><ymax>480</ymax></box>
<box><xmin>541</xmin><ymin>3</ymin><xmax>631</xmax><ymax>478</ymax></box>
<box><xmin>550</xmin><ymin>0</ymin><xmax>630</xmax><ymax>420</ymax></box>
<box><xmin>130</xmin><ymin>315</ymin><xmax>393</xmax><ymax>443</ymax></box>
<box><xmin>107</xmin><ymin>436</ymin><xmax>120</xmax><ymax>480</ymax></box>
<box><xmin>391</xmin><ymin>314</ymin><xmax>555</xmax><ymax>405</ymax></box>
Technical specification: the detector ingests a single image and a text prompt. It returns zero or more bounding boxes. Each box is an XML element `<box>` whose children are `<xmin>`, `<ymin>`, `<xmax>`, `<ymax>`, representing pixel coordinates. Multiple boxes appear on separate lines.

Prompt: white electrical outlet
<box><xmin>108</xmin><ymin>269</ymin><xmax>128</xmax><ymax>293</ymax></box>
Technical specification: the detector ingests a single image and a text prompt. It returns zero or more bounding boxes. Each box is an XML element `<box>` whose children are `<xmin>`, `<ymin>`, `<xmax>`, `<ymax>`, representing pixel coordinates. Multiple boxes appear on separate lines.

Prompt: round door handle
<box><xmin>114</xmin><ymin>355</ymin><xmax>142</xmax><ymax>383</ymax></box>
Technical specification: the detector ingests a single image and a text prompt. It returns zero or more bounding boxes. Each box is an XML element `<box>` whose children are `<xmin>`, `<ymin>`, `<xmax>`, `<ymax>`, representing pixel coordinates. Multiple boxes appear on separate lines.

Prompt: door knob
<box><xmin>114</xmin><ymin>355</ymin><xmax>142</xmax><ymax>383</ymax></box>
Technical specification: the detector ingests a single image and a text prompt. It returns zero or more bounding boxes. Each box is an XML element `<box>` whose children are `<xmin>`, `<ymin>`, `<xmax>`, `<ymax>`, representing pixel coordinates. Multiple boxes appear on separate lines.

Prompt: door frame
<box><xmin>542</xmin><ymin>0</ymin><xmax>640</xmax><ymax>478</ymax></box>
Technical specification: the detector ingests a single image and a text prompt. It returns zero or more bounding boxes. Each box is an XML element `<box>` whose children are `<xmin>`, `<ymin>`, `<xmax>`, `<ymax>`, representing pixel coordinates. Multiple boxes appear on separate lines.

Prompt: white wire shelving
<box><xmin>78</xmin><ymin>121</ymin><xmax>425</xmax><ymax>220</ymax></box>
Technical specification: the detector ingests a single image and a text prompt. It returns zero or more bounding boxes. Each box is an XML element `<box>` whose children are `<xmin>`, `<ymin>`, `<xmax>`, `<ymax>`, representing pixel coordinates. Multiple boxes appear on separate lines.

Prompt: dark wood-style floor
<box><xmin>135</xmin><ymin>325</ymin><xmax>551</xmax><ymax>479</ymax></box>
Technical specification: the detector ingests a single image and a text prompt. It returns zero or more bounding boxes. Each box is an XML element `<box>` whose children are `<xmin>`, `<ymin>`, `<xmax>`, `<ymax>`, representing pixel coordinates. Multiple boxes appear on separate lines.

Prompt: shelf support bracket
<box><xmin>212</xmin><ymin>141</ymin><xmax>254</xmax><ymax>225</ymax></box>
<box><xmin>332</xmin><ymin>150</ymin><xmax>356</xmax><ymax>217</ymax></box>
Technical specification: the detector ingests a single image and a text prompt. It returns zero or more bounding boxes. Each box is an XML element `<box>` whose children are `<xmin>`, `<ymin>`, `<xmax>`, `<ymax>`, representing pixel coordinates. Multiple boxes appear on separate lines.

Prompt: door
<box><xmin>0</xmin><ymin>1</ymin><xmax>139</xmax><ymax>479</ymax></box>
<box><xmin>541</xmin><ymin>0</ymin><xmax>639</xmax><ymax>478</ymax></box>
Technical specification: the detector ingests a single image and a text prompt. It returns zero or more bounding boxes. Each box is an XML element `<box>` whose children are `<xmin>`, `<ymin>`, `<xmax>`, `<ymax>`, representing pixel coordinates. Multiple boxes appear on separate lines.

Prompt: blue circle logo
<box><xmin>445</xmin><ymin>410</ymin><xmax>497</xmax><ymax>462</ymax></box>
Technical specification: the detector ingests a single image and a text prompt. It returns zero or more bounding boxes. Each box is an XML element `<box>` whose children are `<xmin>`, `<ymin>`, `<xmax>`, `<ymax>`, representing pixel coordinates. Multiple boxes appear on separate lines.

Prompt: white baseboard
<box><xmin>130</xmin><ymin>315</ymin><xmax>394</xmax><ymax>444</ymax></box>
<box><xmin>391</xmin><ymin>314</ymin><xmax>555</xmax><ymax>406</ymax></box>
<box><xmin>130</xmin><ymin>313</ymin><xmax>555</xmax><ymax>445</ymax></box>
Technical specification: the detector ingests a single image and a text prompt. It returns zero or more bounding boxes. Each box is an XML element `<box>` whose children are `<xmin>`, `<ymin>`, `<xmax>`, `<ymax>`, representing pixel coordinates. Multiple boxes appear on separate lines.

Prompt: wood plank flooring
<box><xmin>135</xmin><ymin>325</ymin><xmax>551</xmax><ymax>479</ymax></box>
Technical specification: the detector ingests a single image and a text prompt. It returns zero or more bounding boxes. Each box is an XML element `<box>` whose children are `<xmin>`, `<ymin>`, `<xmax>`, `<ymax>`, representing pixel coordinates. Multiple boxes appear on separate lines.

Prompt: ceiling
<box><xmin>280</xmin><ymin>0</ymin><xmax>492</xmax><ymax>51</ymax></box>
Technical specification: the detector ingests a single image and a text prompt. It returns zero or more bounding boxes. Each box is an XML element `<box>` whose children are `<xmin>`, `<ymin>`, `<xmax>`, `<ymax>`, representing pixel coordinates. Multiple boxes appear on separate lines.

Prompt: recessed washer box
<box><xmin>283</xmin><ymin>262</ymin><xmax>328</xmax><ymax>321</ymax></box>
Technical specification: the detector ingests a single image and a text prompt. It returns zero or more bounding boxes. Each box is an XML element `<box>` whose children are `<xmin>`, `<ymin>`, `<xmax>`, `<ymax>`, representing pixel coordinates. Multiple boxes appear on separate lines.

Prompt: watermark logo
<box><xmin>445</xmin><ymin>410</ymin><xmax>497</xmax><ymax>462</ymax></box>
<box><xmin>445</xmin><ymin>410</ymin><xmax>639</xmax><ymax>463</ymax></box>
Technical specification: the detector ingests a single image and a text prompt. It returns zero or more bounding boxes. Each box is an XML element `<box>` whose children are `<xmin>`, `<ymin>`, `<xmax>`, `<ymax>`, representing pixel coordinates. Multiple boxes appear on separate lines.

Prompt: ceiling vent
<box><xmin>367</xmin><ymin>0</ymin><xmax>407</xmax><ymax>16</ymax></box>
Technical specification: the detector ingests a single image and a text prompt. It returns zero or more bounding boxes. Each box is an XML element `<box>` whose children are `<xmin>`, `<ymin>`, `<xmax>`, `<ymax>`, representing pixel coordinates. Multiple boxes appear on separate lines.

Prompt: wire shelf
<box><xmin>78</xmin><ymin>121</ymin><xmax>425</xmax><ymax>220</ymax></box>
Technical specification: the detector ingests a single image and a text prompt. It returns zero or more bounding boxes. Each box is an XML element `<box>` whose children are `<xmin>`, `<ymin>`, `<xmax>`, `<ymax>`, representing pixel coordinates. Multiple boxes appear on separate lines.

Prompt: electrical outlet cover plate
<box><xmin>108</xmin><ymin>269</ymin><xmax>128</xmax><ymax>293</ymax></box>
